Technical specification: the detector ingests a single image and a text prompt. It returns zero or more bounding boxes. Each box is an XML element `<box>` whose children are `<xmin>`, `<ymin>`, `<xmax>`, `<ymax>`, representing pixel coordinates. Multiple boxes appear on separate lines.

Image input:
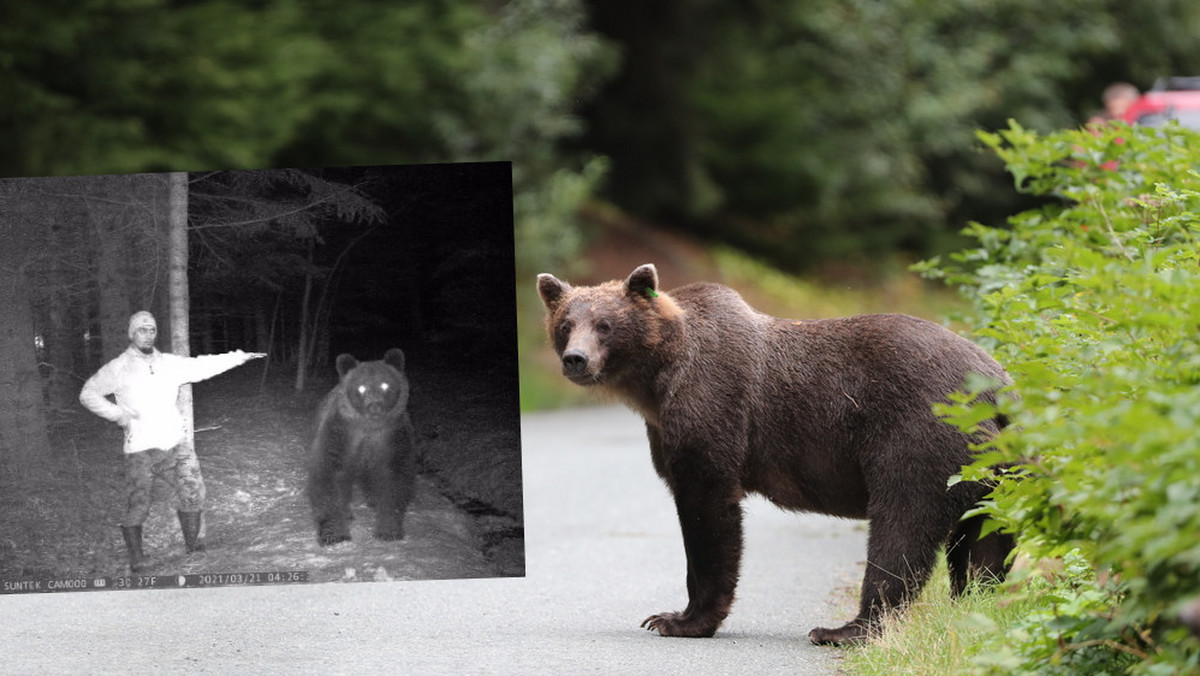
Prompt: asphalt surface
<box><xmin>0</xmin><ymin>406</ymin><xmax>868</xmax><ymax>675</ymax></box>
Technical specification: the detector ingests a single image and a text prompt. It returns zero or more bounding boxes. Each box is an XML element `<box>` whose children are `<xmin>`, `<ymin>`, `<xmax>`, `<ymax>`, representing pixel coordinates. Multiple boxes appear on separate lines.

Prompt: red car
<box><xmin>1122</xmin><ymin>77</ymin><xmax>1200</xmax><ymax>129</ymax></box>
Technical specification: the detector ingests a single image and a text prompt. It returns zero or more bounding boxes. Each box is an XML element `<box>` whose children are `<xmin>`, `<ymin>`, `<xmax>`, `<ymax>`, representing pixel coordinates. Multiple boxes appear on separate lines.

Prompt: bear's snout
<box><xmin>561</xmin><ymin>349</ymin><xmax>589</xmax><ymax>377</ymax></box>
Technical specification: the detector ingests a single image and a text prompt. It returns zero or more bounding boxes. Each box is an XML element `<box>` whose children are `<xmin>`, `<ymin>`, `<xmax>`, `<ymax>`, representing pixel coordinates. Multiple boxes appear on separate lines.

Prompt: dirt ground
<box><xmin>0</xmin><ymin>357</ymin><xmax>524</xmax><ymax>591</ymax></box>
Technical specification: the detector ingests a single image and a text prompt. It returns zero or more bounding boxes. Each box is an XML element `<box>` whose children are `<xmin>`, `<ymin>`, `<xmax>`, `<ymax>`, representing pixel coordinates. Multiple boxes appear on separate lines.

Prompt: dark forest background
<box><xmin>5</xmin><ymin>0</ymin><xmax>1200</xmax><ymax>275</ymax></box>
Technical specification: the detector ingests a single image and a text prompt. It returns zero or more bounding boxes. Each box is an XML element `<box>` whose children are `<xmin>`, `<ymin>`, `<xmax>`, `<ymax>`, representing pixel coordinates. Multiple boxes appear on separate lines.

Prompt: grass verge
<box><xmin>840</xmin><ymin>557</ymin><xmax>1040</xmax><ymax>675</ymax></box>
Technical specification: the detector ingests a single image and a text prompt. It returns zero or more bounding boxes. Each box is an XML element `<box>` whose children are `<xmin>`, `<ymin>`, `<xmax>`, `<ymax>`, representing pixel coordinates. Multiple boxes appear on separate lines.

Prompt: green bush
<box><xmin>918</xmin><ymin>121</ymin><xmax>1200</xmax><ymax>674</ymax></box>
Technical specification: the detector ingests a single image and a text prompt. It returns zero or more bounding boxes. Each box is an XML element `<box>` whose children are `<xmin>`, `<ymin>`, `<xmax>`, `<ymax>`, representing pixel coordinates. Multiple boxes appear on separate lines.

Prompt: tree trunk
<box><xmin>94</xmin><ymin>200</ymin><xmax>133</xmax><ymax>363</ymax></box>
<box><xmin>44</xmin><ymin>198</ymin><xmax>87</xmax><ymax>414</ymax></box>
<box><xmin>167</xmin><ymin>172</ymin><xmax>194</xmax><ymax>451</ymax></box>
<box><xmin>0</xmin><ymin>257</ymin><xmax>51</xmax><ymax>472</ymax></box>
<box><xmin>293</xmin><ymin>238</ymin><xmax>315</xmax><ymax>392</ymax></box>
<box><xmin>43</xmin><ymin>274</ymin><xmax>81</xmax><ymax>414</ymax></box>
<box><xmin>241</xmin><ymin>303</ymin><xmax>255</xmax><ymax>353</ymax></box>
<box><xmin>255</xmin><ymin>298</ymin><xmax>272</xmax><ymax>356</ymax></box>
<box><xmin>197</xmin><ymin>300</ymin><xmax>215</xmax><ymax>355</ymax></box>
<box><xmin>307</xmin><ymin>267</ymin><xmax>336</xmax><ymax>371</ymax></box>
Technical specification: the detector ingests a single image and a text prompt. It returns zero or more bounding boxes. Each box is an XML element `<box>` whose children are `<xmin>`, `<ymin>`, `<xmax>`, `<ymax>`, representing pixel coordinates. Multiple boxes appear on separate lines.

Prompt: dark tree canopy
<box><xmin>581</xmin><ymin>0</ymin><xmax>1200</xmax><ymax>268</ymax></box>
<box><xmin>1</xmin><ymin>0</ymin><xmax>612</xmax><ymax>277</ymax></box>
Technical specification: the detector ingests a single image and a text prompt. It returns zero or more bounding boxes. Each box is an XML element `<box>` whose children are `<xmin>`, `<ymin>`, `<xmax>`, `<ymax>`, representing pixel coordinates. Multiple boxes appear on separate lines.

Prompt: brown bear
<box><xmin>307</xmin><ymin>348</ymin><xmax>417</xmax><ymax>547</ymax></box>
<box><xmin>536</xmin><ymin>264</ymin><xmax>1014</xmax><ymax>645</ymax></box>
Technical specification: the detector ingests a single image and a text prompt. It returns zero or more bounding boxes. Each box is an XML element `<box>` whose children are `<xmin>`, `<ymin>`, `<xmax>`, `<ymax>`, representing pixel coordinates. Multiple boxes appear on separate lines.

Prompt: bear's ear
<box><xmin>335</xmin><ymin>353</ymin><xmax>358</xmax><ymax>379</ymax></box>
<box><xmin>625</xmin><ymin>264</ymin><xmax>660</xmax><ymax>300</ymax></box>
<box><xmin>383</xmin><ymin>348</ymin><xmax>405</xmax><ymax>373</ymax></box>
<box><xmin>537</xmin><ymin>273</ymin><xmax>570</xmax><ymax>309</ymax></box>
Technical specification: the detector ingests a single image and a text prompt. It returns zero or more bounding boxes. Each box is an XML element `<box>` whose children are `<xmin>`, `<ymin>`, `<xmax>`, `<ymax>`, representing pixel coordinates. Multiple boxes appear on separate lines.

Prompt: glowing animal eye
<box><xmin>380</xmin><ymin>383</ymin><xmax>389</xmax><ymax>392</ymax></box>
<box><xmin>357</xmin><ymin>385</ymin><xmax>367</xmax><ymax>396</ymax></box>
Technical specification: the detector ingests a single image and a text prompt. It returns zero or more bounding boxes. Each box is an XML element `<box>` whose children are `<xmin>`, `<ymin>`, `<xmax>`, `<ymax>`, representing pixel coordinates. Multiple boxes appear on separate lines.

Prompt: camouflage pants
<box><xmin>122</xmin><ymin>444</ymin><xmax>206</xmax><ymax>526</ymax></box>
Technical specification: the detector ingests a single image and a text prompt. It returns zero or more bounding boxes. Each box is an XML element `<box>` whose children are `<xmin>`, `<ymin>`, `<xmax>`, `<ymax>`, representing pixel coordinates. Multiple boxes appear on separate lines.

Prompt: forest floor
<box><xmin>0</xmin><ymin>358</ymin><xmax>524</xmax><ymax>590</ymax></box>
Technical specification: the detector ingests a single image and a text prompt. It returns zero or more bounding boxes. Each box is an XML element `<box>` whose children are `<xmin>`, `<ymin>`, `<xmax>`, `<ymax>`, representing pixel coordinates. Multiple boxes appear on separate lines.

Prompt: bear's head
<box><xmin>336</xmin><ymin>348</ymin><xmax>409</xmax><ymax>421</ymax></box>
<box><xmin>536</xmin><ymin>263</ymin><xmax>683</xmax><ymax>389</ymax></box>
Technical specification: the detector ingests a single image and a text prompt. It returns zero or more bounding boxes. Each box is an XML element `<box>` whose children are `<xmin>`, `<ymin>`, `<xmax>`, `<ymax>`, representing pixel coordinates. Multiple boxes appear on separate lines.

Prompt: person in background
<box><xmin>1184</xmin><ymin>597</ymin><xmax>1200</xmax><ymax>638</ymax></box>
<box><xmin>79</xmin><ymin>310</ymin><xmax>265</xmax><ymax>573</ymax></box>
<box><xmin>1088</xmin><ymin>82</ymin><xmax>1140</xmax><ymax>126</ymax></box>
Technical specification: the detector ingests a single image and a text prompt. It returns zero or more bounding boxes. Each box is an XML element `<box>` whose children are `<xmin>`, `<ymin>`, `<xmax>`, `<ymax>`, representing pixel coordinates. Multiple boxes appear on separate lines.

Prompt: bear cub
<box><xmin>537</xmin><ymin>264</ymin><xmax>1015</xmax><ymax>645</ymax></box>
<box><xmin>307</xmin><ymin>348</ymin><xmax>416</xmax><ymax>547</ymax></box>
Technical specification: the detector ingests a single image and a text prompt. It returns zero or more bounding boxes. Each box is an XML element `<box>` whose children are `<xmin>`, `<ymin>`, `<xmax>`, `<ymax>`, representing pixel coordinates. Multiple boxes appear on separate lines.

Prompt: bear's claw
<box><xmin>808</xmin><ymin>622</ymin><xmax>871</xmax><ymax>646</ymax></box>
<box><xmin>640</xmin><ymin>612</ymin><xmax>719</xmax><ymax>638</ymax></box>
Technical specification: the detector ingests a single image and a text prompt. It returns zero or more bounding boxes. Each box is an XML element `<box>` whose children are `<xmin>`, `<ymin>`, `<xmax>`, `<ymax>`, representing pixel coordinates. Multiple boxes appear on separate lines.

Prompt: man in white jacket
<box><xmin>80</xmin><ymin>311</ymin><xmax>265</xmax><ymax>573</ymax></box>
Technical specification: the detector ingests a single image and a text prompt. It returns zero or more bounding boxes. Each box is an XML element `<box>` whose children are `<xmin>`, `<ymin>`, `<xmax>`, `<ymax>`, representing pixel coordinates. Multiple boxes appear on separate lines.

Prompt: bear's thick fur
<box><xmin>537</xmin><ymin>264</ymin><xmax>1014</xmax><ymax>644</ymax></box>
<box><xmin>307</xmin><ymin>348</ymin><xmax>416</xmax><ymax>547</ymax></box>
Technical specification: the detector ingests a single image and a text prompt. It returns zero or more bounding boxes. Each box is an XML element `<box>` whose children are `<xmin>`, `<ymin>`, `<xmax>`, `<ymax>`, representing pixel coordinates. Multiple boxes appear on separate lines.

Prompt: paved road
<box><xmin>0</xmin><ymin>406</ymin><xmax>868</xmax><ymax>675</ymax></box>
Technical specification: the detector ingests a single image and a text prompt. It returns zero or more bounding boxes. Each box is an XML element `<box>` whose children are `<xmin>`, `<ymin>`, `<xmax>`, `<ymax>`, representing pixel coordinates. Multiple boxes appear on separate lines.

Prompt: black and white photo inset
<box><xmin>0</xmin><ymin>162</ymin><xmax>524</xmax><ymax>594</ymax></box>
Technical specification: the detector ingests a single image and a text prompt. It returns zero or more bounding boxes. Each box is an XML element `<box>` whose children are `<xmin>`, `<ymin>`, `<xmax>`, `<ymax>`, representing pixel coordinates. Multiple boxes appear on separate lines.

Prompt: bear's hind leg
<box><xmin>808</xmin><ymin>511</ymin><xmax>945</xmax><ymax>645</ymax></box>
<box><xmin>948</xmin><ymin>514</ymin><xmax>1013</xmax><ymax>597</ymax></box>
<box><xmin>946</xmin><ymin>514</ymin><xmax>979</xmax><ymax>597</ymax></box>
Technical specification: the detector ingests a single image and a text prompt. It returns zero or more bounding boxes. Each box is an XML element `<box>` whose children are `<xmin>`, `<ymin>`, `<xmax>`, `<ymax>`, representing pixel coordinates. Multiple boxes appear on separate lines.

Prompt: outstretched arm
<box><xmin>178</xmin><ymin>350</ymin><xmax>267</xmax><ymax>384</ymax></box>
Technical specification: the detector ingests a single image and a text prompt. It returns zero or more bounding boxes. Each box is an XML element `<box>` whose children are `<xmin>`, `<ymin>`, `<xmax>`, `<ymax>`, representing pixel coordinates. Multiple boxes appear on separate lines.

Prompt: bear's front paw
<box><xmin>808</xmin><ymin>622</ymin><xmax>871</xmax><ymax>646</ymax></box>
<box><xmin>640</xmin><ymin>611</ymin><xmax>719</xmax><ymax>638</ymax></box>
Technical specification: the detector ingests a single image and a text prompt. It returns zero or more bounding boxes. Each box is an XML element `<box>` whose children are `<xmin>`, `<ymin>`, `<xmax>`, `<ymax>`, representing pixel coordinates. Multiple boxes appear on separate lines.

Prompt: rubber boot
<box><xmin>177</xmin><ymin>510</ymin><xmax>206</xmax><ymax>553</ymax></box>
<box><xmin>120</xmin><ymin>525</ymin><xmax>151</xmax><ymax>573</ymax></box>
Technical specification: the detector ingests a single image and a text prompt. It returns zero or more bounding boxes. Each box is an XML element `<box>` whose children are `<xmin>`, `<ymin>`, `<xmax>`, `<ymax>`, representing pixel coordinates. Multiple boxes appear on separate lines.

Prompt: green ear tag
<box><xmin>645</xmin><ymin>287</ymin><xmax>659</xmax><ymax>298</ymax></box>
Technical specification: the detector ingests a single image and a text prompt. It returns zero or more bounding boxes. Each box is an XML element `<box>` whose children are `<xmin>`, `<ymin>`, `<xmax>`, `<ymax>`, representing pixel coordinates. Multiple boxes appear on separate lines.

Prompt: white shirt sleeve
<box><xmin>79</xmin><ymin>358</ymin><xmax>127</xmax><ymax>423</ymax></box>
<box><xmin>171</xmin><ymin>350</ymin><xmax>250</xmax><ymax>385</ymax></box>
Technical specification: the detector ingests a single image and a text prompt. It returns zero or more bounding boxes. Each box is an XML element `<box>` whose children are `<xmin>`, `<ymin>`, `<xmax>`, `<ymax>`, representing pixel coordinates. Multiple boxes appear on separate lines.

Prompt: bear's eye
<box><xmin>380</xmin><ymin>382</ymin><xmax>389</xmax><ymax>392</ymax></box>
<box><xmin>557</xmin><ymin>320</ymin><xmax>573</xmax><ymax>338</ymax></box>
<box><xmin>357</xmin><ymin>385</ymin><xmax>368</xmax><ymax>396</ymax></box>
<box><xmin>595</xmin><ymin>319</ymin><xmax>612</xmax><ymax>335</ymax></box>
